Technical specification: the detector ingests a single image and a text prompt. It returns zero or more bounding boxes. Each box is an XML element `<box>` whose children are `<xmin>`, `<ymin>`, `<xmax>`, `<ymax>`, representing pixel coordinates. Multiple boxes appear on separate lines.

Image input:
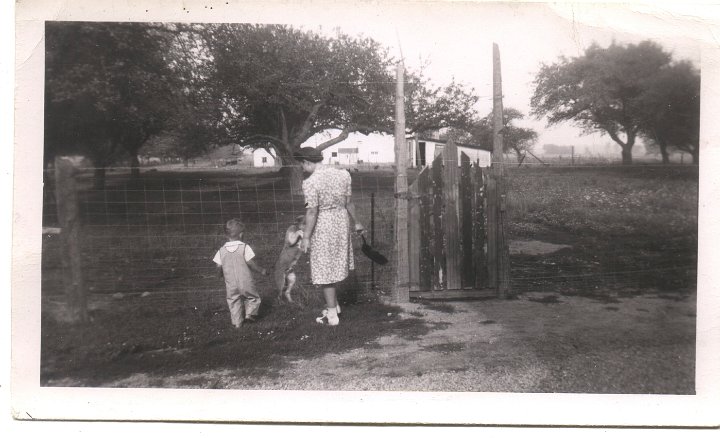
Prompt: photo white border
<box><xmin>9</xmin><ymin>0</ymin><xmax>720</xmax><ymax>427</ymax></box>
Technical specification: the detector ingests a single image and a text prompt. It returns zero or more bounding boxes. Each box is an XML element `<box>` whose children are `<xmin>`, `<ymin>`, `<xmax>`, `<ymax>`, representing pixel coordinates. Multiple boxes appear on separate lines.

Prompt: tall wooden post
<box><xmin>491</xmin><ymin>43</ymin><xmax>511</xmax><ymax>298</ymax></box>
<box><xmin>443</xmin><ymin>140</ymin><xmax>461</xmax><ymax>290</ymax></box>
<box><xmin>55</xmin><ymin>156</ymin><xmax>88</xmax><ymax>323</ymax></box>
<box><xmin>393</xmin><ymin>61</ymin><xmax>410</xmax><ymax>302</ymax></box>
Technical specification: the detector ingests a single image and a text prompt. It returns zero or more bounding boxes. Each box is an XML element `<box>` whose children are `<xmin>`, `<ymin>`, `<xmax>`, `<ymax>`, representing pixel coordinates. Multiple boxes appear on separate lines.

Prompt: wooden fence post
<box><xmin>460</xmin><ymin>153</ymin><xmax>474</xmax><ymax>289</ymax></box>
<box><xmin>55</xmin><ymin>156</ymin><xmax>88</xmax><ymax>323</ymax></box>
<box><xmin>431</xmin><ymin>154</ymin><xmax>446</xmax><ymax>290</ymax></box>
<box><xmin>443</xmin><ymin>140</ymin><xmax>461</xmax><ymax>290</ymax></box>
<box><xmin>393</xmin><ymin>61</ymin><xmax>410</xmax><ymax>302</ymax></box>
<box><xmin>408</xmin><ymin>180</ymin><xmax>420</xmax><ymax>292</ymax></box>
<box><xmin>491</xmin><ymin>43</ymin><xmax>512</xmax><ymax>298</ymax></box>
<box><xmin>472</xmin><ymin>167</ymin><xmax>487</xmax><ymax>288</ymax></box>
<box><xmin>418</xmin><ymin>168</ymin><xmax>433</xmax><ymax>291</ymax></box>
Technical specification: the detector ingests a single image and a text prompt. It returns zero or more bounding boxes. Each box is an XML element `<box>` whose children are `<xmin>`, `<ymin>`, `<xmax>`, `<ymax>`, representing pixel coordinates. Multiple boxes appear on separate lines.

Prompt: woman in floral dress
<box><xmin>296</xmin><ymin>147</ymin><xmax>364</xmax><ymax>326</ymax></box>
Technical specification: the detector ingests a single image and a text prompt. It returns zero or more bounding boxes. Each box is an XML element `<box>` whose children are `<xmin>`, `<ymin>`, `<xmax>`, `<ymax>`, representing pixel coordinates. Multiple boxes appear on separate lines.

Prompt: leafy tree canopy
<box><xmin>186</xmin><ymin>24</ymin><xmax>478</xmax><ymax>160</ymax></box>
<box><xmin>637</xmin><ymin>61</ymin><xmax>700</xmax><ymax>163</ymax></box>
<box><xmin>45</xmin><ymin>22</ymin><xmax>178</xmax><ymax>184</ymax></box>
<box><xmin>531</xmin><ymin>40</ymin><xmax>674</xmax><ymax>164</ymax></box>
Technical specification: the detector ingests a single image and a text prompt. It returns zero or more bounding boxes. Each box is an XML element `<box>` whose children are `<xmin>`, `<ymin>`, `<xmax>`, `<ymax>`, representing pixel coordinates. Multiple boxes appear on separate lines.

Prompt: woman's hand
<box><xmin>300</xmin><ymin>236</ymin><xmax>310</xmax><ymax>253</ymax></box>
<box><xmin>354</xmin><ymin>222</ymin><xmax>365</xmax><ymax>234</ymax></box>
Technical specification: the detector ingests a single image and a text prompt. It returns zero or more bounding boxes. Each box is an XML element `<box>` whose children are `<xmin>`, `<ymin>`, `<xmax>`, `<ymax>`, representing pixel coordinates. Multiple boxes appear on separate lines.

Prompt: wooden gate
<box><xmin>407</xmin><ymin>141</ymin><xmax>497</xmax><ymax>299</ymax></box>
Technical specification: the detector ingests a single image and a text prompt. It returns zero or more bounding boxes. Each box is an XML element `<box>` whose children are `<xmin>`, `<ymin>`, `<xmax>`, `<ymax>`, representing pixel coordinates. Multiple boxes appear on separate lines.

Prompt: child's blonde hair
<box><xmin>225</xmin><ymin>218</ymin><xmax>245</xmax><ymax>239</ymax></box>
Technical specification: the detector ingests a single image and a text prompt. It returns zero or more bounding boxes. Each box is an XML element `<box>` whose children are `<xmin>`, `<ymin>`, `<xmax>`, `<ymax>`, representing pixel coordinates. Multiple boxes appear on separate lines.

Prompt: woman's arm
<box><xmin>300</xmin><ymin>206</ymin><xmax>318</xmax><ymax>253</ymax></box>
<box><xmin>346</xmin><ymin>196</ymin><xmax>364</xmax><ymax>233</ymax></box>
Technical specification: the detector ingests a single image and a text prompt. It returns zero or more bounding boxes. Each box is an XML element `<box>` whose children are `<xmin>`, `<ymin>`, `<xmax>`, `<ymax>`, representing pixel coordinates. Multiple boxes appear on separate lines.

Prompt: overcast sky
<box><xmin>273</xmin><ymin>2</ymin><xmax>707</xmax><ymax>155</ymax></box>
<box><xmin>10</xmin><ymin>1</ymin><xmax>716</xmax><ymax>157</ymax></box>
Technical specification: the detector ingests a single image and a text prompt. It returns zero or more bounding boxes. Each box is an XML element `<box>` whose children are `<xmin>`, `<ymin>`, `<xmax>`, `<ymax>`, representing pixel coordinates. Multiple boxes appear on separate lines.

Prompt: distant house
<box><xmin>252</xmin><ymin>148</ymin><xmax>279</xmax><ymax>167</ymax></box>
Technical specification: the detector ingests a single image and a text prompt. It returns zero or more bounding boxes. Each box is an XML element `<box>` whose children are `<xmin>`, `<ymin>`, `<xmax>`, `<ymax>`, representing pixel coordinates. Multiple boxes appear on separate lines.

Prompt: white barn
<box><xmin>250</xmin><ymin>130</ymin><xmax>492</xmax><ymax>169</ymax></box>
<box><xmin>305</xmin><ymin>131</ymin><xmax>395</xmax><ymax>166</ymax></box>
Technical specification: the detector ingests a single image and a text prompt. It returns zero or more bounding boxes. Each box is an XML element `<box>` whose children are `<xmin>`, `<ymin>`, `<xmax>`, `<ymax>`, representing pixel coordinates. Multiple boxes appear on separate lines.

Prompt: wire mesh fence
<box><xmin>41</xmin><ymin>161</ymin><xmax>698</xmax><ymax>315</ymax></box>
<box><xmin>42</xmin><ymin>166</ymin><xmax>398</xmax><ymax>310</ymax></box>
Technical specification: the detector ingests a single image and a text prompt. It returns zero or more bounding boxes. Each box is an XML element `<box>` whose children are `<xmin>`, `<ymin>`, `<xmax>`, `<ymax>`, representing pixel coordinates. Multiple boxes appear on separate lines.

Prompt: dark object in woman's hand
<box><xmin>361</xmin><ymin>235</ymin><xmax>388</xmax><ymax>265</ymax></box>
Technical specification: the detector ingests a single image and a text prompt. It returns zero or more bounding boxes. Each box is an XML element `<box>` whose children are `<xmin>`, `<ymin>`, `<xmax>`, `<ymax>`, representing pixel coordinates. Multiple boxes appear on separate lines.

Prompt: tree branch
<box><xmin>240</xmin><ymin>134</ymin><xmax>285</xmax><ymax>148</ymax></box>
<box><xmin>316</xmin><ymin>128</ymin><xmax>351</xmax><ymax>152</ymax></box>
<box><xmin>294</xmin><ymin>101</ymin><xmax>323</xmax><ymax>144</ymax></box>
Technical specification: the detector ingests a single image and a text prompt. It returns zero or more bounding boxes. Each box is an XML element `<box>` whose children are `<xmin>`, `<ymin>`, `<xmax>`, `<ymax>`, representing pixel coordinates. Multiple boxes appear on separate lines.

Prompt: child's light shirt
<box><xmin>213</xmin><ymin>240</ymin><xmax>255</xmax><ymax>265</ymax></box>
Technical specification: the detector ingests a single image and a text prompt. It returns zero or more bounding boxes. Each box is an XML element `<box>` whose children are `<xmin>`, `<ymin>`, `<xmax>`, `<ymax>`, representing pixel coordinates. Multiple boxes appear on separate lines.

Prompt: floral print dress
<box><xmin>302</xmin><ymin>165</ymin><xmax>354</xmax><ymax>285</ymax></box>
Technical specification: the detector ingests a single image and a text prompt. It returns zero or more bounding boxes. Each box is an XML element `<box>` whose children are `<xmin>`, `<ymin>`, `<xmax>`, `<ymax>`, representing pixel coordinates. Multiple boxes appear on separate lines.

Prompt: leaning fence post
<box><xmin>392</xmin><ymin>60</ymin><xmax>410</xmax><ymax>303</ymax></box>
<box><xmin>54</xmin><ymin>156</ymin><xmax>88</xmax><ymax>323</ymax></box>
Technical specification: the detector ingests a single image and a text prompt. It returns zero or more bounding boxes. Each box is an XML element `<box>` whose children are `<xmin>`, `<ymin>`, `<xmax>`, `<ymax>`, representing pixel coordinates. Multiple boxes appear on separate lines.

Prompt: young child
<box><xmin>212</xmin><ymin>219</ymin><xmax>268</xmax><ymax>329</ymax></box>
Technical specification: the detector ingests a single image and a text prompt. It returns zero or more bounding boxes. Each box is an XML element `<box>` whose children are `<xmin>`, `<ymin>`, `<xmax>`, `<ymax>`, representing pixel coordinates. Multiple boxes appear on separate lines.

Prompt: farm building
<box><xmin>304</xmin><ymin>131</ymin><xmax>395</xmax><ymax>166</ymax></box>
<box><xmin>250</xmin><ymin>130</ymin><xmax>492</xmax><ymax>168</ymax></box>
<box><xmin>252</xmin><ymin>148</ymin><xmax>279</xmax><ymax>168</ymax></box>
<box><xmin>406</xmin><ymin>135</ymin><xmax>493</xmax><ymax>168</ymax></box>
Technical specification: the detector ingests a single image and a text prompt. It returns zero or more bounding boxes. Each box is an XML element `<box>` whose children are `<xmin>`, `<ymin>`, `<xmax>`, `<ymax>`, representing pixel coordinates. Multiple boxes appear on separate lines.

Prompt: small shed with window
<box><xmin>406</xmin><ymin>135</ymin><xmax>492</xmax><ymax>168</ymax></box>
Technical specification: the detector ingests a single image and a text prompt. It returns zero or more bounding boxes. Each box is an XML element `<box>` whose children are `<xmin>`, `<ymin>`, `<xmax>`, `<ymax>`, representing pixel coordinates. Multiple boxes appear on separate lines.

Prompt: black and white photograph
<box><xmin>8</xmin><ymin>0</ymin><xmax>720</xmax><ymax>429</ymax></box>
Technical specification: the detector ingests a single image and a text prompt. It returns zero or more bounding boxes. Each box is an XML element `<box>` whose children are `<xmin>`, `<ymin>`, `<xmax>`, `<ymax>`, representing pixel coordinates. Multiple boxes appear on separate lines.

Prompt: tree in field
<box><xmin>637</xmin><ymin>61</ymin><xmax>700</xmax><ymax>164</ymax></box>
<box><xmin>531</xmin><ymin>41</ymin><xmax>674</xmax><ymax>165</ymax></box>
<box><xmin>45</xmin><ymin>22</ymin><xmax>177</xmax><ymax>187</ymax></box>
<box><xmin>193</xmin><ymin>24</ymin><xmax>477</xmax><ymax>191</ymax></box>
<box><xmin>448</xmin><ymin>107</ymin><xmax>538</xmax><ymax>163</ymax></box>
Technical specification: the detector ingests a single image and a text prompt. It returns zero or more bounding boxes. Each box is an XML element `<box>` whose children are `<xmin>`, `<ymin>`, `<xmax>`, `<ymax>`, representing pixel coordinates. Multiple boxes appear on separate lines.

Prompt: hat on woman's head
<box><xmin>294</xmin><ymin>147</ymin><xmax>324</xmax><ymax>163</ymax></box>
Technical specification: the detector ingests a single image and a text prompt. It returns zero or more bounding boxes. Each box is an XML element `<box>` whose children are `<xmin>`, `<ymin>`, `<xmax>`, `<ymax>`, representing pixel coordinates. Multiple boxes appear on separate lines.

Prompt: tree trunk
<box><xmin>607</xmin><ymin>129</ymin><xmax>635</xmax><ymax>166</ymax></box>
<box><xmin>278</xmin><ymin>164</ymin><xmax>304</xmax><ymax>194</ymax></box>
<box><xmin>276</xmin><ymin>145</ymin><xmax>304</xmax><ymax>195</ymax></box>
<box><xmin>658</xmin><ymin>142</ymin><xmax>670</xmax><ymax>164</ymax></box>
<box><xmin>621</xmin><ymin>146</ymin><xmax>633</xmax><ymax>165</ymax></box>
<box><xmin>93</xmin><ymin>167</ymin><xmax>106</xmax><ymax>190</ymax></box>
<box><xmin>183</xmin><ymin>157</ymin><xmax>189</xmax><ymax>168</ymax></box>
<box><xmin>130</xmin><ymin>154</ymin><xmax>140</xmax><ymax>178</ymax></box>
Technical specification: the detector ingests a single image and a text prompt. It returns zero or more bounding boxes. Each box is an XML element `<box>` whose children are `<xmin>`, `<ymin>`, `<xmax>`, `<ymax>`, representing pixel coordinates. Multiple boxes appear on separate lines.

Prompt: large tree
<box><xmin>191</xmin><ymin>24</ymin><xmax>477</xmax><ymax>191</ymax></box>
<box><xmin>45</xmin><ymin>22</ymin><xmax>177</xmax><ymax>187</ymax></box>
<box><xmin>531</xmin><ymin>41</ymin><xmax>673</xmax><ymax>165</ymax></box>
<box><xmin>637</xmin><ymin>61</ymin><xmax>700</xmax><ymax>164</ymax></box>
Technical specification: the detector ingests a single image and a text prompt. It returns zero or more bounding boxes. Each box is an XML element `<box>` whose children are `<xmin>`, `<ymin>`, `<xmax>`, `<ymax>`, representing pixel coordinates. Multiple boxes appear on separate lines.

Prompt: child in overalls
<box><xmin>213</xmin><ymin>219</ymin><xmax>268</xmax><ymax>328</ymax></box>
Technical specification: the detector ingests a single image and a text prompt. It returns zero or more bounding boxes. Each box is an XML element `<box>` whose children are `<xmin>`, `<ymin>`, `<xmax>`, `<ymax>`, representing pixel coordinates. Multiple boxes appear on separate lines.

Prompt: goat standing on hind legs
<box><xmin>273</xmin><ymin>215</ymin><xmax>305</xmax><ymax>304</ymax></box>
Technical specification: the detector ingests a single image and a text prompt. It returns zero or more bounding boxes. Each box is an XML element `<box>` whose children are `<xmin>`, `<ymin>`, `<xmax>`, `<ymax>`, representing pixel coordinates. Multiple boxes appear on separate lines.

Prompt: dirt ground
<box><xmin>90</xmin><ymin>288</ymin><xmax>695</xmax><ymax>394</ymax></box>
